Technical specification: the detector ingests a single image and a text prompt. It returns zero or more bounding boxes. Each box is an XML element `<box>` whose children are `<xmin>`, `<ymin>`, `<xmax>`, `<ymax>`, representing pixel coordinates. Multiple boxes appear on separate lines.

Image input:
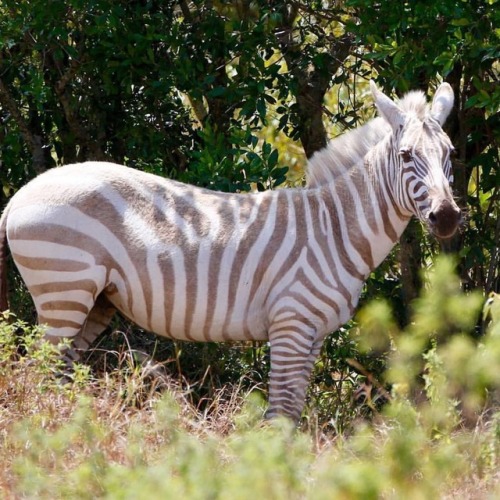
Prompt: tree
<box><xmin>348</xmin><ymin>0</ymin><xmax>499</xmax><ymax>302</ymax></box>
<box><xmin>0</xmin><ymin>0</ymin><xmax>498</xmax><ymax>402</ymax></box>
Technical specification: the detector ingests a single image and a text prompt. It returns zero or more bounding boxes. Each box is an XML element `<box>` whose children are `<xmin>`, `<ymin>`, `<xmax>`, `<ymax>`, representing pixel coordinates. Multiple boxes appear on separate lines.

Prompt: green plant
<box><xmin>1</xmin><ymin>257</ymin><xmax>500</xmax><ymax>498</ymax></box>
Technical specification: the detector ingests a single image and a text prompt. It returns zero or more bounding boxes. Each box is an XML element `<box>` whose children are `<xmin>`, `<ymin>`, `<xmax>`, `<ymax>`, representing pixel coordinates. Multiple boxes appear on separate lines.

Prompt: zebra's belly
<box><xmin>107</xmin><ymin>290</ymin><xmax>269</xmax><ymax>343</ymax></box>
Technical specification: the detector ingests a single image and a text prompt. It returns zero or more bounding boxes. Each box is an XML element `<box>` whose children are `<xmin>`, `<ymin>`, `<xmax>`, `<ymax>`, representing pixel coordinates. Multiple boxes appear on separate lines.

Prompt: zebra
<box><xmin>0</xmin><ymin>82</ymin><xmax>461</xmax><ymax>421</ymax></box>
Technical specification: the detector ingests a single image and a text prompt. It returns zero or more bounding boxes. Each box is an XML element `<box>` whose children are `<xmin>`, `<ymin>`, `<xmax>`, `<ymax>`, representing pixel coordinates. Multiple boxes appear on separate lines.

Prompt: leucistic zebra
<box><xmin>0</xmin><ymin>82</ymin><xmax>461</xmax><ymax>422</ymax></box>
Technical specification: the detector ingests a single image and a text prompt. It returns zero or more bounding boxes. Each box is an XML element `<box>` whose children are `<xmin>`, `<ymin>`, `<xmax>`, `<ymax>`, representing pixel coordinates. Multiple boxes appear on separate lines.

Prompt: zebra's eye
<box><xmin>399</xmin><ymin>149</ymin><xmax>413</xmax><ymax>163</ymax></box>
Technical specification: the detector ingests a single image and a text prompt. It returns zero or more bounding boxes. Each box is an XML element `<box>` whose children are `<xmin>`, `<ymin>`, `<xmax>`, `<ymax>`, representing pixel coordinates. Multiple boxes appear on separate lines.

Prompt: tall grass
<box><xmin>0</xmin><ymin>257</ymin><xmax>499</xmax><ymax>499</ymax></box>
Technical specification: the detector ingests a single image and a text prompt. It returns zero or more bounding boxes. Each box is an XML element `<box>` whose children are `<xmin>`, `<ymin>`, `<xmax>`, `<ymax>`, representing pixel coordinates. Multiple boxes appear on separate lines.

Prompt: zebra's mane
<box><xmin>306</xmin><ymin>90</ymin><xmax>428</xmax><ymax>187</ymax></box>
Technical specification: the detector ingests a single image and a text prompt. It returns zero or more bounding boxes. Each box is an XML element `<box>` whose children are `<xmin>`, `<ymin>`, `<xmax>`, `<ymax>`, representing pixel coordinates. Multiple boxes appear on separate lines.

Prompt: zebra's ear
<box><xmin>370</xmin><ymin>80</ymin><xmax>405</xmax><ymax>131</ymax></box>
<box><xmin>430</xmin><ymin>82</ymin><xmax>454</xmax><ymax>125</ymax></box>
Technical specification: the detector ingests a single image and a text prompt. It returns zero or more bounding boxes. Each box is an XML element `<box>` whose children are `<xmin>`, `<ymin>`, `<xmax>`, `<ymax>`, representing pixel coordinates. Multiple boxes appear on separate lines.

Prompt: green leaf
<box><xmin>256</xmin><ymin>97</ymin><xmax>267</xmax><ymax>121</ymax></box>
<box><xmin>267</xmin><ymin>149</ymin><xmax>279</xmax><ymax>168</ymax></box>
<box><xmin>450</xmin><ymin>18</ymin><xmax>471</xmax><ymax>26</ymax></box>
<box><xmin>207</xmin><ymin>87</ymin><xmax>226</xmax><ymax>98</ymax></box>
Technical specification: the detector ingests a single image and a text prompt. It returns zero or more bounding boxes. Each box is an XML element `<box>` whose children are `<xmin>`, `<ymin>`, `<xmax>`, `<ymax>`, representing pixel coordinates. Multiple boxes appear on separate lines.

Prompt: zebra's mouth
<box><xmin>425</xmin><ymin>201</ymin><xmax>463</xmax><ymax>239</ymax></box>
<box><xmin>428</xmin><ymin>223</ymin><xmax>460</xmax><ymax>240</ymax></box>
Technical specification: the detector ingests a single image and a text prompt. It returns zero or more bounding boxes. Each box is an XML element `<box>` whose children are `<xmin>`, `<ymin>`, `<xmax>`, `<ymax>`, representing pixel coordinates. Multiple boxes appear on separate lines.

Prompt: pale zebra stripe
<box><xmin>0</xmin><ymin>82</ymin><xmax>461</xmax><ymax>421</ymax></box>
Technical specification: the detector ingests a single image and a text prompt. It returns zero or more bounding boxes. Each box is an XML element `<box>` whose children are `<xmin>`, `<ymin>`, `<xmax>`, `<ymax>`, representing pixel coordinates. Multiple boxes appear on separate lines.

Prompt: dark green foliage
<box><xmin>347</xmin><ymin>0</ymin><xmax>499</xmax><ymax>296</ymax></box>
<box><xmin>180</xmin><ymin>126</ymin><xmax>288</xmax><ymax>192</ymax></box>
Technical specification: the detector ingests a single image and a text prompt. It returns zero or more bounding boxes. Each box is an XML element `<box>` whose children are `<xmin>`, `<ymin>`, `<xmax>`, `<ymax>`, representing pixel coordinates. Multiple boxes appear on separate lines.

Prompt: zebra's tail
<box><xmin>0</xmin><ymin>202</ymin><xmax>11</xmax><ymax>312</ymax></box>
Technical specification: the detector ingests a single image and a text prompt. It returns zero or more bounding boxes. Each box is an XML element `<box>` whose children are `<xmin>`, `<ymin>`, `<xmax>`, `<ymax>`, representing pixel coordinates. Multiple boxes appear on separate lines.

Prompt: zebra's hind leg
<box><xmin>266</xmin><ymin>330</ymin><xmax>324</xmax><ymax>423</ymax></box>
<box><xmin>31</xmin><ymin>282</ymin><xmax>114</xmax><ymax>370</ymax></box>
<box><xmin>63</xmin><ymin>294</ymin><xmax>116</xmax><ymax>367</ymax></box>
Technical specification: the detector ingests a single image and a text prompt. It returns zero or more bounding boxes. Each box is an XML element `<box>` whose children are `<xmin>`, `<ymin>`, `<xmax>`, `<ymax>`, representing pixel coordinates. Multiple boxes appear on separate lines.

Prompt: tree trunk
<box><xmin>398</xmin><ymin>219</ymin><xmax>424</xmax><ymax>326</ymax></box>
<box><xmin>275</xmin><ymin>7</ymin><xmax>353</xmax><ymax>158</ymax></box>
<box><xmin>0</xmin><ymin>77</ymin><xmax>50</xmax><ymax>174</ymax></box>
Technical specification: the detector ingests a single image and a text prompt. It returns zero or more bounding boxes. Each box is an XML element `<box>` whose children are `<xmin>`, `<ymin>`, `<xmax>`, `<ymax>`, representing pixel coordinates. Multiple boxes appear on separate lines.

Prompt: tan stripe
<box><xmin>40</xmin><ymin>300</ymin><xmax>90</xmax><ymax>314</ymax></box>
<box><xmin>38</xmin><ymin>316</ymin><xmax>82</xmax><ymax>330</ymax></box>
<box><xmin>202</xmin><ymin>206</ymin><xmax>237</xmax><ymax>340</ymax></box>
<box><xmin>376</xmin><ymin>177</ymin><xmax>399</xmax><ymax>241</ymax></box>
<box><xmin>244</xmin><ymin>190</ymin><xmax>290</xmax><ymax>334</ymax></box>
<box><xmin>297</xmin><ymin>191</ymin><xmax>356</xmax><ymax>309</ymax></box>
<box><xmin>322</xmin><ymin>188</ymin><xmax>365</xmax><ymax>281</ymax></box>
<box><xmin>350</xmin><ymin>167</ymin><xmax>379</xmax><ymax>236</ymax></box>
<box><xmin>12</xmin><ymin>254</ymin><xmax>90</xmax><ymax>272</ymax></box>
<box><xmin>327</xmin><ymin>178</ymin><xmax>374</xmax><ymax>272</ymax></box>
<box><xmin>222</xmin><ymin>195</ymin><xmax>274</xmax><ymax>340</ymax></box>
<box><xmin>381</xmin><ymin>159</ymin><xmax>408</xmax><ymax>221</ymax></box>
<box><xmin>157</xmin><ymin>251</ymin><xmax>174</xmax><ymax>337</ymax></box>
<box><xmin>202</xmin><ymin>245</ymin><xmax>225</xmax><ymax>340</ymax></box>
<box><xmin>263</xmin><ymin>191</ymin><xmax>308</xmax><ymax>309</ymax></box>
<box><xmin>183</xmin><ymin>247</ymin><xmax>198</xmax><ymax>341</ymax></box>
<box><xmin>31</xmin><ymin>279</ymin><xmax>98</xmax><ymax>298</ymax></box>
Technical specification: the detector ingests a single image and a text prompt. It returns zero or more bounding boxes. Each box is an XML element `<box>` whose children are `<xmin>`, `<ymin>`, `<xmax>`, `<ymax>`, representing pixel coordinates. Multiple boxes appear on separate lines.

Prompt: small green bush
<box><xmin>0</xmin><ymin>257</ymin><xmax>499</xmax><ymax>498</ymax></box>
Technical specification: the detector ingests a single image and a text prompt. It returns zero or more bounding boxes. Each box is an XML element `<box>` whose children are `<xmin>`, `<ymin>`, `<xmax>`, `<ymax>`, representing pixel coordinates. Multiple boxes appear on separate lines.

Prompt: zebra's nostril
<box><xmin>428</xmin><ymin>211</ymin><xmax>437</xmax><ymax>225</ymax></box>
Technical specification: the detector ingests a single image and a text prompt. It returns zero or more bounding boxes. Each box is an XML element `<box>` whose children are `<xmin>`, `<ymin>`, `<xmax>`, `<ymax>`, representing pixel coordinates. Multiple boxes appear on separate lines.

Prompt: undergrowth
<box><xmin>0</xmin><ymin>257</ymin><xmax>499</xmax><ymax>499</ymax></box>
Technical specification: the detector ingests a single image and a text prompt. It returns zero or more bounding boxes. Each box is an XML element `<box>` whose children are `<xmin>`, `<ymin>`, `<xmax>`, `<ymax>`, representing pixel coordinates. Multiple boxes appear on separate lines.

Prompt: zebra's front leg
<box><xmin>266</xmin><ymin>330</ymin><xmax>324</xmax><ymax>423</ymax></box>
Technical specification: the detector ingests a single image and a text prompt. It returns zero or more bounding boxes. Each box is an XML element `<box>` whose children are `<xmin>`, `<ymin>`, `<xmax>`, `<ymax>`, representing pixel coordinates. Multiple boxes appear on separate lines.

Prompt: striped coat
<box><xmin>0</xmin><ymin>82</ymin><xmax>461</xmax><ymax>421</ymax></box>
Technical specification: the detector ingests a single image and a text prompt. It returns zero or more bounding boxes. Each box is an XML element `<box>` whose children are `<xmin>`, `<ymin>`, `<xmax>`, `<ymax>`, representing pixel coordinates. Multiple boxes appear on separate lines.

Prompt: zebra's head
<box><xmin>371</xmin><ymin>81</ymin><xmax>462</xmax><ymax>240</ymax></box>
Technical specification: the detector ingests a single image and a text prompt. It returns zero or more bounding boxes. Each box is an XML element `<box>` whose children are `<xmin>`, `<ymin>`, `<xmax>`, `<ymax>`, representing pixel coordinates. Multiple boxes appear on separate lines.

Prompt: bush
<box><xmin>0</xmin><ymin>256</ymin><xmax>499</xmax><ymax>498</ymax></box>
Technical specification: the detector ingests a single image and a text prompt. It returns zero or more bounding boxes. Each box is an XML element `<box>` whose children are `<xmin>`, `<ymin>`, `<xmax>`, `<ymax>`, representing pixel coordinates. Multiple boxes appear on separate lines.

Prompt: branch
<box><xmin>186</xmin><ymin>94</ymin><xmax>208</xmax><ymax>125</ymax></box>
<box><xmin>274</xmin><ymin>7</ymin><xmax>354</xmax><ymax>157</ymax></box>
<box><xmin>51</xmin><ymin>51</ymin><xmax>106</xmax><ymax>161</ymax></box>
<box><xmin>0</xmin><ymin>75</ymin><xmax>47</xmax><ymax>174</ymax></box>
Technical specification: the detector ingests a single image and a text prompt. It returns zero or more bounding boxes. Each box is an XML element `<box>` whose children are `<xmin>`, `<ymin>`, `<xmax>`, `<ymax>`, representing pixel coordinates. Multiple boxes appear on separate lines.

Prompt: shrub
<box><xmin>0</xmin><ymin>256</ymin><xmax>499</xmax><ymax>498</ymax></box>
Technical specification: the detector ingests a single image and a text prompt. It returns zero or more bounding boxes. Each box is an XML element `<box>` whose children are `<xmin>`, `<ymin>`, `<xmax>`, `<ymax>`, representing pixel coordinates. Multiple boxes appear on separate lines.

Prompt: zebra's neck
<box><xmin>313</xmin><ymin>139</ymin><xmax>410</xmax><ymax>279</ymax></box>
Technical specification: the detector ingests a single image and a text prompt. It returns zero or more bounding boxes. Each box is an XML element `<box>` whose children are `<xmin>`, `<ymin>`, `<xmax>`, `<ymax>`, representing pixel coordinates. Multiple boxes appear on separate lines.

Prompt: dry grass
<box><xmin>0</xmin><ymin>350</ymin><xmax>498</xmax><ymax>499</ymax></box>
<box><xmin>0</xmin><ymin>308</ymin><xmax>499</xmax><ymax>498</ymax></box>
<box><xmin>0</xmin><ymin>341</ymin><xmax>260</xmax><ymax>495</ymax></box>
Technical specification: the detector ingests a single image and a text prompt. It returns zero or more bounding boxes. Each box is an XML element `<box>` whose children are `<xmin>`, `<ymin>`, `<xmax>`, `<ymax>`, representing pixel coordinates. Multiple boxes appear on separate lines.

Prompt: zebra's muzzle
<box><xmin>427</xmin><ymin>199</ymin><xmax>462</xmax><ymax>239</ymax></box>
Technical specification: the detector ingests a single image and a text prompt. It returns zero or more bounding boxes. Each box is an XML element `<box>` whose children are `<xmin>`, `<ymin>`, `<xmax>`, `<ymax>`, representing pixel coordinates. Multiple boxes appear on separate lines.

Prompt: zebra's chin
<box><xmin>428</xmin><ymin>224</ymin><xmax>460</xmax><ymax>240</ymax></box>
